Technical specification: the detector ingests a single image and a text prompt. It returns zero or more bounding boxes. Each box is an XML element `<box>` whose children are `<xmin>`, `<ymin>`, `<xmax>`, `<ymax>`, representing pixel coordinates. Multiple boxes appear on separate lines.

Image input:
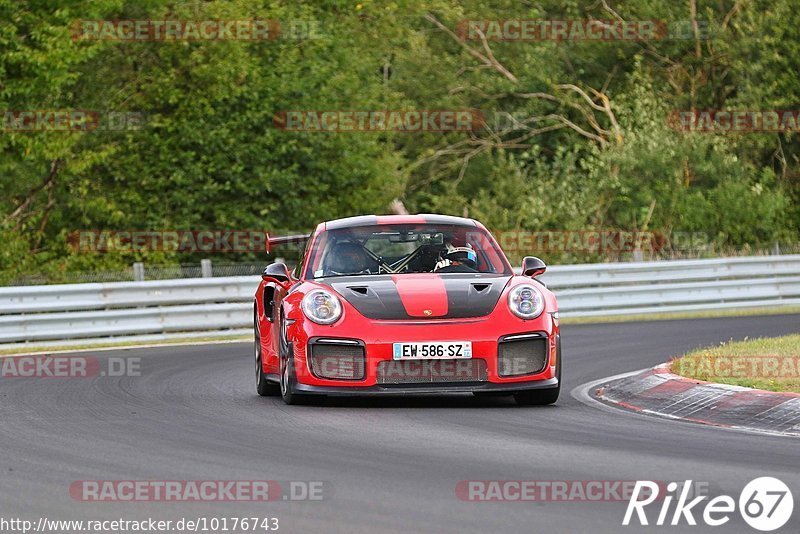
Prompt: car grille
<box><xmin>376</xmin><ymin>359</ymin><xmax>488</xmax><ymax>385</ymax></box>
<box><xmin>498</xmin><ymin>337</ymin><xmax>548</xmax><ymax>377</ymax></box>
<box><xmin>309</xmin><ymin>342</ymin><xmax>365</xmax><ymax>380</ymax></box>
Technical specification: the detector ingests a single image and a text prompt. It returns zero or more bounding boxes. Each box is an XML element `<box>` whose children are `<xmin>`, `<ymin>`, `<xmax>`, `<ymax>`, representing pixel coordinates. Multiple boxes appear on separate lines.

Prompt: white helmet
<box><xmin>440</xmin><ymin>243</ymin><xmax>478</xmax><ymax>269</ymax></box>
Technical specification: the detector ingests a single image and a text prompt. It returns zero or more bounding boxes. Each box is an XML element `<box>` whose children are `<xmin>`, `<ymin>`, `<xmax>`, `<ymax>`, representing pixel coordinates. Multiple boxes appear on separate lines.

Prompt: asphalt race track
<box><xmin>1</xmin><ymin>315</ymin><xmax>798</xmax><ymax>534</ymax></box>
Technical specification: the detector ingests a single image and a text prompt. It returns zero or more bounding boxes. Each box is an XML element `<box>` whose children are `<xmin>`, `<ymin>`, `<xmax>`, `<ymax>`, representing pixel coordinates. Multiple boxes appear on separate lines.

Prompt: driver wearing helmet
<box><xmin>434</xmin><ymin>242</ymin><xmax>478</xmax><ymax>273</ymax></box>
<box><xmin>324</xmin><ymin>241</ymin><xmax>373</xmax><ymax>275</ymax></box>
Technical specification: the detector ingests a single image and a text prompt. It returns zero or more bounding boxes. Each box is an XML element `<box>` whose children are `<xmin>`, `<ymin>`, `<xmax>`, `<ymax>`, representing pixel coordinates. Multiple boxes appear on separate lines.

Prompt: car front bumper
<box><xmin>286</xmin><ymin>318</ymin><xmax>560</xmax><ymax>393</ymax></box>
<box><xmin>292</xmin><ymin>377</ymin><xmax>559</xmax><ymax>396</ymax></box>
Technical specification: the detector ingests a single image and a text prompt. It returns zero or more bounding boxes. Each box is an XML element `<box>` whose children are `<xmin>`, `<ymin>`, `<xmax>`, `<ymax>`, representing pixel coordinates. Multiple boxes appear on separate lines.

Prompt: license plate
<box><xmin>392</xmin><ymin>341</ymin><xmax>473</xmax><ymax>360</ymax></box>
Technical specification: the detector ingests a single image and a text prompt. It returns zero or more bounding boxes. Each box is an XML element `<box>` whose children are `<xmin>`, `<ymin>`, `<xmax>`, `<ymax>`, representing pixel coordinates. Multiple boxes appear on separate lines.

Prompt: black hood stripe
<box><xmin>320</xmin><ymin>274</ymin><xmax>510</xmax><ymax>320</ymax></box>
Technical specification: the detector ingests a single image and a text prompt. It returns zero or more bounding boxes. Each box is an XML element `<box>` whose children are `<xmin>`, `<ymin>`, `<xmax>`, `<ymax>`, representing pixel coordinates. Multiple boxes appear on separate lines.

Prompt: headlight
<box><xmin>302</xmin><ymin>289</ymin><xmax>342</xmax><ymax>325</ymax></box>
<box><xmin>508</xmin><ymin>284</ymin><xmax>545</xmax><ymax>320</ymax></box>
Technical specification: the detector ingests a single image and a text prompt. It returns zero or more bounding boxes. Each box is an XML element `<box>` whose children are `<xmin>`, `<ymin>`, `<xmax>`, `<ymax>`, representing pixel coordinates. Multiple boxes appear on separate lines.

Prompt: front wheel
<box><xmin>255</xmin><ymin>318</ymin><xmax>279</xmax><ymax>397</ymax></box>
<box><xmin>279</xmin><ymin>351</ymin><xmax>316</xmax><ymax>405</ymax></box>
<box><xmin>278</xmin><ymin>317</ymin><xmax>316</xmax><ymax>406</ymax></box>
<box><xmin>513</xmin><ymin>387</ymin><xmax>559</xmax><ymax>406</ymax></box>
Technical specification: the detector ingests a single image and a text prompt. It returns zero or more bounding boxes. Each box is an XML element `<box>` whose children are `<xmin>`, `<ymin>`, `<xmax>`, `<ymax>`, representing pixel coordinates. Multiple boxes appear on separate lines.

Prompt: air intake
<box><xmin>309</xmin><ymin>341</ymin><xmax>365</xmax><ymax>380</ymax></box>
<box><xmin>498</xmin><ymin>335</ymin><xmax>548</xmax><ymax>377</ymax></box>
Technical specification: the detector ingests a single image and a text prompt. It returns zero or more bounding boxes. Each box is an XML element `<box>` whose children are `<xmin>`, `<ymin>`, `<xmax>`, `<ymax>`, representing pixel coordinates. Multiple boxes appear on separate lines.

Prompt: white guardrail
<box><xmin>1</xmin><ymin>255</ymin><xmax>799</xmax><ymax>344</ymax></box>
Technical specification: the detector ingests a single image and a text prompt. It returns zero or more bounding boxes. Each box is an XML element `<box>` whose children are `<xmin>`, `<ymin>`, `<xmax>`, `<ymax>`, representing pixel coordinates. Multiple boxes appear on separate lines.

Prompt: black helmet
<box><xmin>326</xmin><ymin>242</ymin><xmax>370</xmax><ymax>274</ymax></box>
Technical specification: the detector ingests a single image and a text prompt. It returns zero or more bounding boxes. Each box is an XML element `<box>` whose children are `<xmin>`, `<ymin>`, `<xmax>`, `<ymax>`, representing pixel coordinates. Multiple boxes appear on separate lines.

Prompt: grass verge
<box><xmin>670</xmin><ymin>334</ymin><xmax>800</xmax><ymax>393</ymax></box>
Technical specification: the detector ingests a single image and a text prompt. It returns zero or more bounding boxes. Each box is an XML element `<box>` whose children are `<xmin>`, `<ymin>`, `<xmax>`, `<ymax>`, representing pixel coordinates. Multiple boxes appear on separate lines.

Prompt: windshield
<box><xmin>304</xmin><ymin>224</ymin><xmax>511</xmax><ymax>278</ymax></box>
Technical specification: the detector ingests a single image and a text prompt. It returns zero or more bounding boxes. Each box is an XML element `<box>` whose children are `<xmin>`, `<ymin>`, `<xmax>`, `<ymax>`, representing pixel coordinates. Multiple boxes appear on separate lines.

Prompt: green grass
<box><xmin>671</xmin><ymin>334</ymin><xmax>800</xmax><ymax>393</ymax></box>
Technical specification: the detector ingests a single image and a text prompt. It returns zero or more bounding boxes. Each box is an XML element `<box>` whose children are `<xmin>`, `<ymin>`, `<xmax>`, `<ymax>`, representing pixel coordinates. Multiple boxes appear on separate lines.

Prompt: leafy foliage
<box><xmin>0</xmin><ymin>0</ymin><xmax>797</xmax><ymax>282</ymax></box>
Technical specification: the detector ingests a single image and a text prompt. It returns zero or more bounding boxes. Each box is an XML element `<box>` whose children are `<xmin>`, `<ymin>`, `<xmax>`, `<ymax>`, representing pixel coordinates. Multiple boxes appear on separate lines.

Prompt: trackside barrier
<box><xmin>0</xmin><ymin>255</ymin><xmax>798</xmax><ymax>344</ymax></box>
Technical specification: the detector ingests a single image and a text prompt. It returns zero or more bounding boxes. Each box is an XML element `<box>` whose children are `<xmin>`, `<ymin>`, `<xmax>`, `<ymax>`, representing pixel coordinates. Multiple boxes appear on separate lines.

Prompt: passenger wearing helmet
<box><xmin>434</xmin><ymin>242</ymin><xmax>478</xmax><ymax>273</ymax></box>
<box><xmin>324</xmin><ymin>241</ymin><xmax>374</xmax><ymax>275</ymax></box>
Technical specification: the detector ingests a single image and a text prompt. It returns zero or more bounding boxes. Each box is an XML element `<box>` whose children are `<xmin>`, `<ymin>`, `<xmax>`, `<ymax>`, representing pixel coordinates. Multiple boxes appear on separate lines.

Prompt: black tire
<box><xmin>278</xmin><ymin>316</ymin><xmax>316</xmax><ymax>406</ymax></box>
<box><xmin>513</xmin><ymin>386</ymin><xmax>560</xmax><ymax>406</ymax></box>
<box><xmin>279</xmin><ymin>350</ymin><xmax>317</xmax><ymax>406</ymax></box>
<box><xmin>513</xmin><ymin>336</ymin><xmax>562</xmax><ymax>406</ymax></box>
<box><xmin>255</xmin><ymin>315</ymin><xmax>280</xmax><ymax>397</ymax></box>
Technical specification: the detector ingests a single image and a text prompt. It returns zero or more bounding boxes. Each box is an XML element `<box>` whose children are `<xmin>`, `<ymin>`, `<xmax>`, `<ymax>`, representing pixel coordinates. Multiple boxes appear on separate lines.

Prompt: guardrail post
<box><xmin>201</xmin><ymin>259</ymin><xmax>212</xmax><ymax>278</ymax></box>
<box><xmin>133</xmin><ymin>262</ymin><xmax>144</xmax><ymax>282</ymax></box>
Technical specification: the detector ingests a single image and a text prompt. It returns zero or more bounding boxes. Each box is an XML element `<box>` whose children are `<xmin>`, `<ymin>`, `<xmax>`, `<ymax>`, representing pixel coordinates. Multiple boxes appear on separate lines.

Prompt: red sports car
<box><xmin>253</xmin><ymin>214</ymin><xmax>561</xmax><ymax>405</ymax></box>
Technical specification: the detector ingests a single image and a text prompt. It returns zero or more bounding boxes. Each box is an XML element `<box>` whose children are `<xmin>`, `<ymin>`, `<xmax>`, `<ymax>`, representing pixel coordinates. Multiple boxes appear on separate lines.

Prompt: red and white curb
<box><xmin>592</xmin><ymin>363</ymin><xmax>800</xmax><ymax>437</ymax></box>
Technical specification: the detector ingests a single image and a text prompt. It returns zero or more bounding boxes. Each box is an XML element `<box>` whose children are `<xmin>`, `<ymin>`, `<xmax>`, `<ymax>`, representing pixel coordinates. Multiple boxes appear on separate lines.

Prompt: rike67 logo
<box><xmin>624</xmin><ymin>477</ymin><xmax>794</xmax><ymax>531</ymax></box>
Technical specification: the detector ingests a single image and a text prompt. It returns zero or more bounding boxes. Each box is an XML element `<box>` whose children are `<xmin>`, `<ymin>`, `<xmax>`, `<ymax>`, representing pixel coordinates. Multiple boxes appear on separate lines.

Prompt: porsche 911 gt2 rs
<box><xmin>254</xmin><ymin>214</ymin><xmax>561</xmax><ymax>405</ymax></box>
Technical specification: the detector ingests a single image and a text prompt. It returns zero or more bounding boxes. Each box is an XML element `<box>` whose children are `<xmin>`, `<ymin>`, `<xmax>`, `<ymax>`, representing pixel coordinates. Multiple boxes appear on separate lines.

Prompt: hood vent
<box><xmin>348</xmin><ymin>286</ymin><xmax>369</xmax><ymax>296</ymax></box>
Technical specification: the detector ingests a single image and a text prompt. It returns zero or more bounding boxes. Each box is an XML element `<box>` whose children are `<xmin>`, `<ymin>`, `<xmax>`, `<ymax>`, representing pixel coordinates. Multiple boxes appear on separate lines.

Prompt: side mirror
<box><xmin>262</xmin><ymin>262</ymin><xmax>291</xmax><ymax>285</ymax></box>
<box><xmin>522</xmin><ymin>256</ymin><xmax>547</xmax><ymax>278</ymax></box>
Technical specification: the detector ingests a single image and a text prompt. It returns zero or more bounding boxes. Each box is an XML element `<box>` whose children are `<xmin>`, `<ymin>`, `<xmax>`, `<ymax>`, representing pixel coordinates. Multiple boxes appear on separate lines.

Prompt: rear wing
<box><xmin>266</xmin><ymin>233</ymin><xmax>310</xmax><ymax>254</ymax></box>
